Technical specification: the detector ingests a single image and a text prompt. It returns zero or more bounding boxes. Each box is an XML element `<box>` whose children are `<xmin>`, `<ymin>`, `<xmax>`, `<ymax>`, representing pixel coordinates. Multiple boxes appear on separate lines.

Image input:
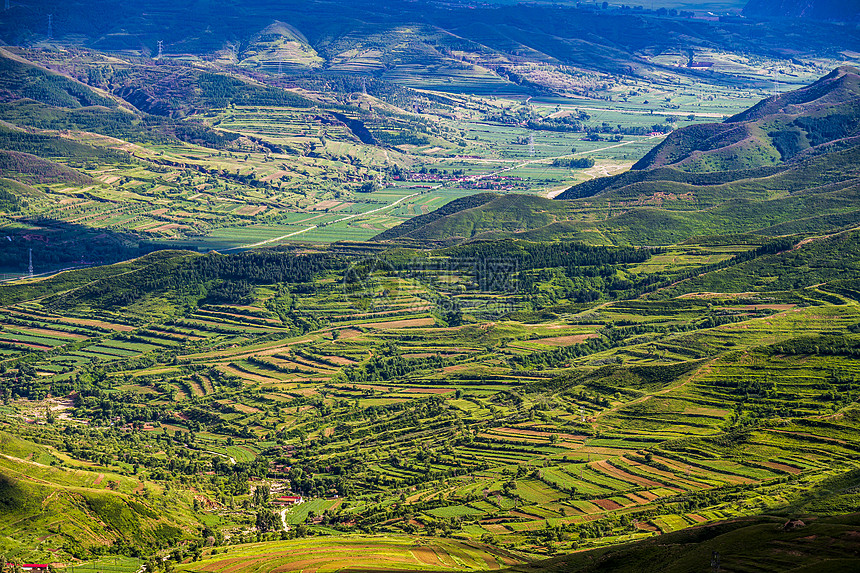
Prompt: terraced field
<box><xmin>181</xmin><ymin>536</ymin><xmax>522</xmax><ymax>573</ymax></box>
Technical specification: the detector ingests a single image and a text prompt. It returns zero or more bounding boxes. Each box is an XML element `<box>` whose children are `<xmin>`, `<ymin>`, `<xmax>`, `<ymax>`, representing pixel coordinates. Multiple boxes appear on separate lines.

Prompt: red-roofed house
<box><xmin>272</xmin><ymin>495</ymin><xmax>303</xmax><ymax>506</ymax></box>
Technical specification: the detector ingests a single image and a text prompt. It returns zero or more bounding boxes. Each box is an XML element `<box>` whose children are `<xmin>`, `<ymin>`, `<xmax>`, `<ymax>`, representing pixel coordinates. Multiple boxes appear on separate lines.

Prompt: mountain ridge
<box><xmin>629</xmin><ymin>65</ymin><xmax>860</xmax><ymax>173</ymax></box>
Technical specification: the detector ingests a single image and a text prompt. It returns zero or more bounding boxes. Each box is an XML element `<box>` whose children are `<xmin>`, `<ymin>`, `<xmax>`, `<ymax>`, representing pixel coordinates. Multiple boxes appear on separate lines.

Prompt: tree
<box><xmin>357</xmin><ymin>181</ymin><xmax>380</xmax><ymax>193</ymax></box>
<box><xmin>256</xmin><ymin>510</ymin><xmax>279</xmax><ymax>532</ymax></box>
<box><xmin>253</xmin><ymin>485</ymin><xmax>271</xmax><ymax>506</ymax></box>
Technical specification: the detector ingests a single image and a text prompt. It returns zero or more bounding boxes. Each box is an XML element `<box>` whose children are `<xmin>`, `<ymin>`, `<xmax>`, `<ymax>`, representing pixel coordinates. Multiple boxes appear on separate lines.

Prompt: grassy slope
<box><xmin>0</xmin><ymin>250</ymin><xmax>197</xmax><ymax>308</ymax></box>
<box><xmin>629</xmin><ymin>66</ymin><xmax>860</xmax><ymax>173</ymax></box>
<box><xmin>0</xmin><ymin>430</ymin><xmax>196</xmax><ymax>560</ymax></box>
<box><xmin>505</xmin><ymin>514</ymin><xmax>860</xmax><ymax>573</ymax></box>
<box><xmin>650</xmin><ymin>228</ymin><xmax>860</xmax><ymax>298</ymax></box>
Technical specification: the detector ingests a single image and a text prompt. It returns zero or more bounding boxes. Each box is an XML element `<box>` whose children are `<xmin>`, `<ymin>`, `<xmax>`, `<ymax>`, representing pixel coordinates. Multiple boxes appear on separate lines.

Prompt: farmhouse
<box><xmin>22</xmin><ymin>565</ymin><xmax>50</xmax><ymax>573</ymax></box>
<box><xmin>272</xmin><ymin>495</ymin><xmax>303</xmax><ymax>506</ymax></box>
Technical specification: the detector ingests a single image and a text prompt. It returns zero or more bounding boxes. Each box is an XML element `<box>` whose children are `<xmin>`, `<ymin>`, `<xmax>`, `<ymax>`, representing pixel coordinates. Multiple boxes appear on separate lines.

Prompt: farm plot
<box><xmin>282</xmin><ymin>499</ymin><xmax>340</xmax><ymax>525</ymax></box>
<box><xmin>180</xmin><ymin>536</ymin><xmax>521</xmax><ymax>573</ymax></box>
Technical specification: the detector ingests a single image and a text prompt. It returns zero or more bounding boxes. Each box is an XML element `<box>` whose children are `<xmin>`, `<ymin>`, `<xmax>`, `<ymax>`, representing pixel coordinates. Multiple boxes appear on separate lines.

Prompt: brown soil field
<box><xmin>235</xmin><ymin>205</ymin><xmax>267</xmax><ymax>216</ymax></box>
<box><xmin>337</xmin><ymin>328</ymin><xmax>362</xmax><ymax>339</ymax></box>
<box><xmin>148</xmin><ymin>223</ymin><xmax>189</xmax><ymax>233</ymax></box>
<box><xmin>760</xmin><ymin>461</ymin><xmax>802</xmax><ymax>474</ymax></box>
<box><xmin>482</xmin><ymin>524</ymin><xmax>510</xmax><ymax>535</ymax></box>
<box><xmin>361</xmin><ymin>317</ymin><xmax>435</xmax><ymax>329</ymax></box>
<box><xmin>496</xmin><ymin>427</ymin><xmax>584</xmax><ymax>441</ymax></box>
<box><xmin>316</xmin><ymin>355</ymin><xmax>356</xmax><ymax>365</ymax></box>
<box><xmin>0</xmin><ymin>339</ymin><xmax>52</xmax><ymax>350</ymax></box>
<box><xmin>9</xmin><ymin>326</ymin><xmax>87</xmax><ymax>340</ymax></box>
<box><xmin>217</xmin><ymin>364</ymin><xmax>283</xmax><ymax>384</ymax></box>
<box><xmin>411</xmin><ymin>547</ymin><xmax>443</xmax><ymax>567</ymax></box>
<box><xmin>593</xmin><ymin>498</ymin><xmax>623</xmax><ymax>511</ymax></box>
<box><xmin>593</xmin><ymin>460</ymin><xmax>663</xmax><ymax>488</ymax></box>
<box><xmin>522</xmin><ymin>333</ymin><xmax>599</xmax><ymax>346</ymax></box>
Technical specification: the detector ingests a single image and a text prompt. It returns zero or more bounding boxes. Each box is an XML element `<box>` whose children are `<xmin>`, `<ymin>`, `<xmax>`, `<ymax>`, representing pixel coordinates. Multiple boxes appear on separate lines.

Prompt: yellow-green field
<box><xmin>181</xmin><ymin>537</ymin><xmax>526</xmax><ymax>573</ymax></box>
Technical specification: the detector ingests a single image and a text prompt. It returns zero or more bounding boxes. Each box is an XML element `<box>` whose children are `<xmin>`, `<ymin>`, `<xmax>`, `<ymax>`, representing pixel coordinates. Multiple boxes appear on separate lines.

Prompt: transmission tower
<box><xmin>28</xmin><ymin>248</ymin><xmax>33</xmax><ymax>278</ymax></box>
<box><xmin>528</xmin><ymin>133</ymin><xmax>535</xmax><ymax>157</ymax></box>
<box><xmin>773</xmin><ymin>68</ymin><xmax>779</xmax><ymax>97</ymax></box>
<box><xmin>362</xmin><ymin>77</ymin><xmax>367</xmax><ymax>96</ymax></box>
<box><xmin>156</xmin><ymin>40</ymin><xmax>163</xmax><ymax>59</ymax></box>
<box><xmin>47</xmin><ymin>14</ymin><xmax>53</xmax><ymax>39</ymax></box>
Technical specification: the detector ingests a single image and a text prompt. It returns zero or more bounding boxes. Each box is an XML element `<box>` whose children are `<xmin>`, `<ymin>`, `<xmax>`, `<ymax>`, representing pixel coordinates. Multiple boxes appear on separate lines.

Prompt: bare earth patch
<box><xmin>361</xmin><ymin>317</ymin><xmax>436</xmax><ymax>329</ymax></box>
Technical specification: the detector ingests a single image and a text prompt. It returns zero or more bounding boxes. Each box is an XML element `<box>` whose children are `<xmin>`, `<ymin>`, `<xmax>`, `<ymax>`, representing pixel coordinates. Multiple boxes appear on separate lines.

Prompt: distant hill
<box><xmin>377</xmin><ymin>68</ymin><xmax>860</xmax><ymax>246</ymax></box>
<box><xmin>744</xmin><ymin>0</ymin><xmax>860</xmax><ymax>21</ymax></box>
<box><xmin>629</xmin><ymin>66</ymin><xmax>860</xmax><ymax>173</ymax></box>
<box><xmin>0</xmin><ymin>1</ymin><xmax>857</xmax><ymax>93</ymax></box>
<box><xmin>373</xmin><ymin>194</ymin><xmax>579</xmax><ymax>244</ymax></box>
<box><xmin>238</xmin><ymin>21</ymin><xmax>324</xmax><ymax>71</ymax></box>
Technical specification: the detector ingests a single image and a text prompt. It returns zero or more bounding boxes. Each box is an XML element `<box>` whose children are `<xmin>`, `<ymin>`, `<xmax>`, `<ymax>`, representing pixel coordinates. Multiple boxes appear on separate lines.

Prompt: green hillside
<box><xmin>0</xmin><ymin>429</ymin><xmax>195</xmax><ymax>561</ymax></box>
<box><xmin>631</xmin><ymin>66</ymin><xmax>860</xmax><ymax>173</ymax></box>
